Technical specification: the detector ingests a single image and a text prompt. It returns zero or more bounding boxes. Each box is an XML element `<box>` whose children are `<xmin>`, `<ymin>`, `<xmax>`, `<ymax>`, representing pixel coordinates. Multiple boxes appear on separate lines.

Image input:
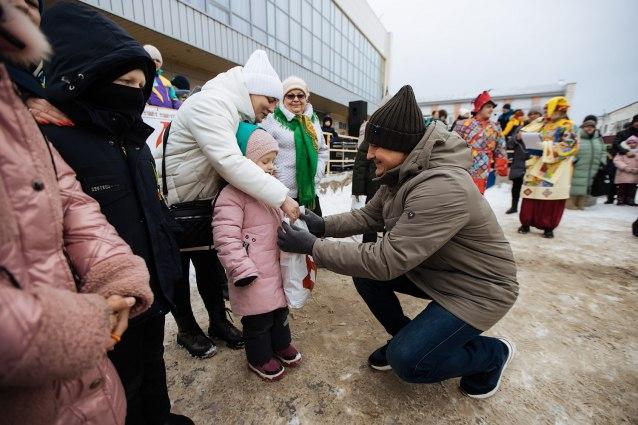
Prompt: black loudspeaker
<box><xmin>348</xmin><ymin>100</ymin><xmax>368</xmax><ymax>137</ymax></box>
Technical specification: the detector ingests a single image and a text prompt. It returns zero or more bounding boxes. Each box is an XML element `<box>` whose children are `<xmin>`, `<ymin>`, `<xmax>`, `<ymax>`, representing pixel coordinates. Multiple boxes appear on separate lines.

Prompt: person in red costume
<box><xmin>453</xmin><ymin>91</ymin><xmax>508</xmax><ymax>194</ymax></box>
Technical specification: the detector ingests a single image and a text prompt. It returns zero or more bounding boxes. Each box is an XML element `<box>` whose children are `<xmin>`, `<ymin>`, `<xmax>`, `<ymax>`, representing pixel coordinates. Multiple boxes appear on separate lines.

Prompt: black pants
<box><xmin>607</xmin><ymin>162</ymin><xmax>617</xmax><ymax>202</ymax></box>
<box><xmin>361</xmin><ymin>195</ymin><xmax>378</xmax><ymax>243</ymax></box>
<box><xmin>353</xmin><ymin>275</ymin><xmax>429</xmax><ymax>335</ymax></box>
<box><xmin>511</xmin><ymin>176</ymin><xmax>523</xmax><ymax>205</ymax></box>
<box><xmin>295</xmin><ymin>195</ymin><xmax>322</xmax><ymax>216</ymax></box>
<box><xmin>616</xmin><ymin>183</ymin><xmax>637</xmax><ymax>205</ymax></box>
<box><xmin>108</xmin><ymin>314</ymin><xmax>170</xmax><ymax>425</ymax></box>
<box><xmin>172</xmin><ymin>250</ymin><xmax>227</xmax><ymax>332</ymax></box>
<box><xmin>241</xmin><ymin>307</ymin><xmax>291</xmax><ymax>366</ymax></box>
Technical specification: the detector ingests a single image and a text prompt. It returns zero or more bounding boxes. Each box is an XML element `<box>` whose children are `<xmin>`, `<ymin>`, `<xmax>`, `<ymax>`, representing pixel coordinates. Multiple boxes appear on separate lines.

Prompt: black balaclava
<box><xmin>77</xmin><ymin>61</ymin><xmax>148</xmax><ymax>134</ymax></box>
<box><xmin>85</xmin><ymin>82</ymin><xmax>146</xmax><ymax>128</ymax></box>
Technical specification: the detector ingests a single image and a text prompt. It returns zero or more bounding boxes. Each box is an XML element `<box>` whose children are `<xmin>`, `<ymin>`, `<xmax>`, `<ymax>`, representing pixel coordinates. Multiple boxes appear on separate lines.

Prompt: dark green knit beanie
<box><xmin>365</xmin><ymin>85</ymin><xmax>426</xmax><ymax>153</ymax></box>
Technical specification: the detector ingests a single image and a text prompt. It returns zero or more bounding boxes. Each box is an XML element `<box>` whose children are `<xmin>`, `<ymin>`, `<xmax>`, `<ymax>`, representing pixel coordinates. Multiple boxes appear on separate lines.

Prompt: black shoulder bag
<box><xmin>162</xmin><ymin>123</ymin><xmax>215</xmax><ymax>250</ymax></box>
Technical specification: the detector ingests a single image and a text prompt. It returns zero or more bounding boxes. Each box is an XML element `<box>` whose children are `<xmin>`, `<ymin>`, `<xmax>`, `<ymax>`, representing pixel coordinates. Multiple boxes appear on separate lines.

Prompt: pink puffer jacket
<box><xmin>213</xmin><ymin>185</ymin><xmax>287</xmax><ymax>316</ymax></box>
<box><xmin>0</xmin><ymin>64</ymin><xmax>153</xmax><ymax>425</ymax></box>
<box><xmin>613</xmin><ymin>139</ymin><xmax>638</xmax><ymax>184</ymax></box>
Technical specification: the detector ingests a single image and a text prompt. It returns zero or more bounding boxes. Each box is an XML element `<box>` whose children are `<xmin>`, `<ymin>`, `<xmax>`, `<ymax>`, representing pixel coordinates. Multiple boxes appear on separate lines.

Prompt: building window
<box><xmin>252</xmin><ymin>27</ymin><xmax>267</xmax><ymax>45</ymax></box>
<box><xmin>313</xmin><ymin>8</ymin><xmax>321</xmax><ymax>36</ymax></box>
<box><xmin>322</xmin><ymin>17</ymin><xmax>330</xmax><ymax>40</ymax></box>
<box><xmin>322</xmin><ymin>42</ymin><xmax>329</xmax><ymax>67</ymax></box>
<box><xmin>231</xmin><ymin>0</ymin><xmax>250</xmax><ymax>19</ymax></box>
<box><xmin>277</xmin><ymin>40</ymin><xmax>289</xmax><ymax>56</ymax></box>
<box><xmin>302</xmin><ymin>28</ymin><xmax>311</xmax><ymax>55</ymax></box>
<box><xmin>275</xmin><ymin>0</ymin><xmax>289</xmax><ymax>10</ymax></box>
<box><xmin>290</xmin><ymin>0</ymin><xmax>301</xmax><ymax>21</ymax></box>
<box><xmin>231</xmin><ymin>15</ymin><xmax>251</xmax><ymax>34</ymax></box>
<box><xmin>312</xmin><ymin>36</ymin><xmax>321</xmax><ymax>62</ymax></box>
<box><xmin>275</xmin><ymin>7</ymin><xmax>289</xmax><ymax>43</ymax></box>
<box><xmin>250</xmin><ymin>0</ymin><xmax>266</xmax><ymax>29</ymax></box>
<box><xmin>206</xmin><ymin>2</ymin><xmax>229</xmax><ymax>24</ymax></box>
<box><xmin>182</xmin><ymin>0</ymin><xmax>205</xmax><ymax>10</ymax></box>
<box><xmin>302</xmin><ymin>0</ymin><xmax>312</xmax><ymax>30</ymax></box>
<box><xmin>266</xmin><ymin>1</ymin><xmax>275</xmax><ymax>34</ymax></box>
<box><xmin>290</xmin><ymin>21</ymin><xmax>301</xmax><ymax>51</ymax></box>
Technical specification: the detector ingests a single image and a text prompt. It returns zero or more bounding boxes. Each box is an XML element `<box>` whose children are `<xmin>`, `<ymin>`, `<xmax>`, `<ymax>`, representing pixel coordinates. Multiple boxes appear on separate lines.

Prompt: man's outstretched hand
<box><xmin>301</xmin><ymin>209</ymin><xmax>325</xmax><ymax>237</ymax></box>
<box><xmin>277</xmin><ymin>221</ymin><xmax>317</xmax><ymax>255</ymax></box>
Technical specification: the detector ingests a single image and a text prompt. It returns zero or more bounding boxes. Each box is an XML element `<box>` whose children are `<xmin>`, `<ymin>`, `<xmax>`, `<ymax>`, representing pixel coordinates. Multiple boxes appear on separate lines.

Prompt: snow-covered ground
<box><xmin>167</xmin><ymin>175</ymin><xmax>637</xmax><ymax>424</ymax></box>
<box><xmin>318</xmin><ymin>172</ymin><xmax>637</xmax><ymax>243</ymax></box>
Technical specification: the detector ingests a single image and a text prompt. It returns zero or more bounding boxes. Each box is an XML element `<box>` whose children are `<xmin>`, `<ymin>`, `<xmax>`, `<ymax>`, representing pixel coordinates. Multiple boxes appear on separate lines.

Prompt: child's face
<box><xmin>113</xmin><ymin>69</ymin><xmax>146</xmax><ymax>89</ymax></box>
<box><xmin>627</xmin><ymin>140</ymin><xmax>637</xmax><ymax>149</ymax></box>
<box><xmin>255</xmin><ymin>151</ymin><xmax>277</xmax><ymax>175</ymax></box>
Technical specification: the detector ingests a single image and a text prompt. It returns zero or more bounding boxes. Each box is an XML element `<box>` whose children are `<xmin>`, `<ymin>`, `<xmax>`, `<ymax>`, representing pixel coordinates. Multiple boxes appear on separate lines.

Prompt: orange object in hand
<box><xmin>495</xmin><ymin>157</ymin><xmax>509</xmax><ymax>177</ymax></box>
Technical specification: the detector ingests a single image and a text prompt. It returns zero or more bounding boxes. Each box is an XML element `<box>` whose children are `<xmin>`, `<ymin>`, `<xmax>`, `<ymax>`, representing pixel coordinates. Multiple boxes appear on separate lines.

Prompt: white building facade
<box><xmin>599</xmin><ymin>101</ymin><xmax>638</xmax><ymax>136</ymax></box>
<box><xmin>48</xmin><ymin>0</ymin><xmax>391</xmax><ymax>123</ymax></box>
<box><xmin>418</xmin><ymin>83</ymin><xmax>577</xmax><ymax>127</ymax></box>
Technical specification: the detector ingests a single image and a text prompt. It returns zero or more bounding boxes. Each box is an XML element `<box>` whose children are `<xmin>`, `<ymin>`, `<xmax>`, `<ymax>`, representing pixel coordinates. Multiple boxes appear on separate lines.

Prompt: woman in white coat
<box><xmin>162</xmin><ymin>50</ymin><xmax>300</xmax><ymax>357</ymax></box>
<box><xmin>261</xmin><ymin>76</ymin><xmax>329</xmax><ymax>215</ymax></box>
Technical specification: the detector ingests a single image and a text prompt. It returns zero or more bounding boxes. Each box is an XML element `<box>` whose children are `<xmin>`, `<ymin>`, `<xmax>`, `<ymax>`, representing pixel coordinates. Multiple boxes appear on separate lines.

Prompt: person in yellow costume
<box><xmin>517</xmin><ymin>97</ymin><xmax>579</xmax><ymax>238</ymax></box>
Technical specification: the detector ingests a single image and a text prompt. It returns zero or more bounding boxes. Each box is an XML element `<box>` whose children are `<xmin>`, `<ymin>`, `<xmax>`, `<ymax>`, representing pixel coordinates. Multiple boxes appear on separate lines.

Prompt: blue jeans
<box><xmin>354</xmin><ymin>276</ymin><xmax>507</xmax><ymax>391</ymax></box>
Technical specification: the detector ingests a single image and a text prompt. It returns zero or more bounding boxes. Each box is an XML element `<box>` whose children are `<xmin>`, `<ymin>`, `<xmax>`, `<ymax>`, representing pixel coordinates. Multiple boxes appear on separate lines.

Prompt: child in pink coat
<box><xmin>213</xmin><ymin>123</ymin><xmax>302</xmax><ymax>381</ymax></box>
<box><xmin>613</xmin><ymin>136</ymin><xmax>638</xmax><ymax>205</ymax></box>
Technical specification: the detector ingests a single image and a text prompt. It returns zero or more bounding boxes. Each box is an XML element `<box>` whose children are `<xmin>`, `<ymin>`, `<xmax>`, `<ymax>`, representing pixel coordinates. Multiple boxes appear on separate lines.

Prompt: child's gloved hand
<box><xmin>301</xmin><ymin>209</ymin><xmax>325</xmax><ymax>237</ymax></box>
<box><xmin>235</xmin><ymin>276</ymin><xmax>257</xmax><ymax>287</ymax></box>
<box><xmin>277</xmin><ymin>222</ymin><xmax>317</xmax><ymax>255</ymax></box>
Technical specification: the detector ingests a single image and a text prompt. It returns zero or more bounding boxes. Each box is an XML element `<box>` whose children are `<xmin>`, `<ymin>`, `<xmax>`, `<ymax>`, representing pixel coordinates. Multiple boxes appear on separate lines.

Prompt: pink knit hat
<box><xmin>246</xmin><ymin>129</ymin><xmax>279</xmax><ymax>162</ymax></box>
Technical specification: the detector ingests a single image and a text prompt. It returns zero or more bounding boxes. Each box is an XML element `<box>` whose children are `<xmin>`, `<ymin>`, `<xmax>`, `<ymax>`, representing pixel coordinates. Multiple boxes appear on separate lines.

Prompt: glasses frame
<box><xmin>285</xmin><ymin>93</ymin><xmax>307</xmax><ymax>100</ymax></box>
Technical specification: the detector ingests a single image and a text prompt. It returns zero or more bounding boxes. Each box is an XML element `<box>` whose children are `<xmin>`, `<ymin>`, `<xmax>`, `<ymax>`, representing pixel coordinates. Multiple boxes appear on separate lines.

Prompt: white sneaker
<box><xmin>461</xmin><ymin>337</ymin><xmax>516</xmax><ymax>399</ymax></box>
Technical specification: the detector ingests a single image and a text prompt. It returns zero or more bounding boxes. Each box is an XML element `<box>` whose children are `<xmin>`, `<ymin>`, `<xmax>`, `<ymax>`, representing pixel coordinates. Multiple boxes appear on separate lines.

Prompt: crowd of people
<box><xmin>418</xmin><ymin>94</ymin><xmax>637</xmax><ymax>239</ymax></box>
<box><xmin>0</xmin><ymin>1</ymin><xmax>635</xmax><ymax>425</ymax></box>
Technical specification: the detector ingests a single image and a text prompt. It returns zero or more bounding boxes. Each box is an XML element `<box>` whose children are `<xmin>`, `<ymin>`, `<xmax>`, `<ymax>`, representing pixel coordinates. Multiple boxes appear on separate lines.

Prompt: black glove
<box><xmin>277</xmin><ymin>221</ymin><xmax>317</xmax><ymax>255</ymax></box>
<box><xmin>301</xmin><ymin>209</ymin><xmax>325</xmax><ymax>237</ymax></box>
<box><xmin>234</xmin><ymin>275</ymin><xmax>257</xmax><ymax>287</ymax></box>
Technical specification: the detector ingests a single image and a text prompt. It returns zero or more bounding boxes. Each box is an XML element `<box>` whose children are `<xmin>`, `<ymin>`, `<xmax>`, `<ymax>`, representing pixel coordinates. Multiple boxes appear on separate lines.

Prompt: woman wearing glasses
<box><xmin>262</xmin><ymin>76</ymin><xmax>328</xmax><ymax>215</ymax></box>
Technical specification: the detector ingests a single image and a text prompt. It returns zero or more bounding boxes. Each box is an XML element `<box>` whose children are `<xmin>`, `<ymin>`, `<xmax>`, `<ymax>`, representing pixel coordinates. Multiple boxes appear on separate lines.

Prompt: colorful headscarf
<box><xmin>545</xmin><ymin>96</ymin><xmax>570</xmax><ymax>117</ymax></box>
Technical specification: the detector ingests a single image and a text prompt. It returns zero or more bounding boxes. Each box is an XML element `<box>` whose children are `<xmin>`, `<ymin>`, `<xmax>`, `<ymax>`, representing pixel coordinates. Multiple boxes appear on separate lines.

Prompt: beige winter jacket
<box><xmin>312</xmin><ymin>122</ymin><xmax>518</xmax><ymax>330</ymax></box>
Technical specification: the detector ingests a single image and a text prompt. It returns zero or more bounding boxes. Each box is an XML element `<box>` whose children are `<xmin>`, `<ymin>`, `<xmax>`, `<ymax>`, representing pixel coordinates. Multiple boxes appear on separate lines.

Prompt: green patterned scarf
<box><xmin>273</xmin><ymin>107</ymin><xmax>319</xmax><ymax>209</ymax></box>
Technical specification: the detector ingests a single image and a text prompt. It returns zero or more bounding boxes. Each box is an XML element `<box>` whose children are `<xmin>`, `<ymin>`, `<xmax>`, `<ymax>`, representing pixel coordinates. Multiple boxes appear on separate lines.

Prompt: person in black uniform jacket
<box><xmin>351</xmin><ymin>121</ymin><xmax>381</xmax><ymax>243</ymax></box>
<box><xmin>41</xmin><ymin>3</ymin><xmax>192</xmax><ymax>425</ymax></box>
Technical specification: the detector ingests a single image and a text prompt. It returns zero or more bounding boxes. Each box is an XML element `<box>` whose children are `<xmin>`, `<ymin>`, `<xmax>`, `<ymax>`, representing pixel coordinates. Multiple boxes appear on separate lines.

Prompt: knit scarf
<box><xmin>274</xmin><ymin>107</ymin><xmax>319</xmax><ymax>209</ymax></box>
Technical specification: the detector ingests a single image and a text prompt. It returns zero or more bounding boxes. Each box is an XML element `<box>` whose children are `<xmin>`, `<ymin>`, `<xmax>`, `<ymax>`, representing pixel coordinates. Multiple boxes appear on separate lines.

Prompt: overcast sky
<box><xmin>366</xmin><ymin>0</ymin><xmax>638</xmax><ymax>122</ymax></box>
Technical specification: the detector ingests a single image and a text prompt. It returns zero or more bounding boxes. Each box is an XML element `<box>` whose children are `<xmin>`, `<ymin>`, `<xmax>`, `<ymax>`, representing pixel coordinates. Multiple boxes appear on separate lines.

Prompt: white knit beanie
<box><xmin>143</xmin><ymin>44</ymin><xmax>162</xmax><ymax>64</ymax></box>
<box><xmin>246</xmin><ymin>129</ymin><xmax>279</xmax><ymax>162</ymax></box>
<box><xmin>242</xmin><ymin>50</ymin><xmax>283</xmax><ymax>100</ymax></box>
<box><xmin>282</xmin><ymin>76</ymin><xmax>309</xmax><ymax>98</ymax></box>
